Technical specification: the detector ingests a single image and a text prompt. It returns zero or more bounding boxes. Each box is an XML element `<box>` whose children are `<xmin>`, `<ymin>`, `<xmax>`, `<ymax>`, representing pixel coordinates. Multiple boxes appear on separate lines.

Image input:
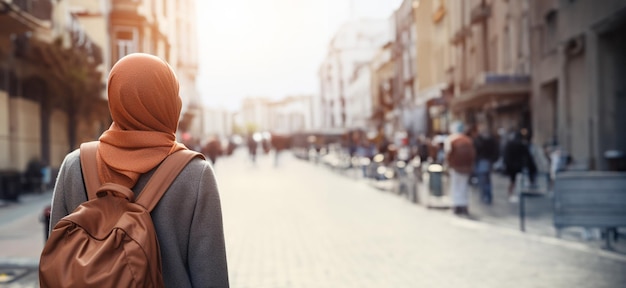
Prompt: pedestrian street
<box><xmin>216</xmin><ymin>150</ymin><xmax>626</xmax><ymax>288</ymax></box>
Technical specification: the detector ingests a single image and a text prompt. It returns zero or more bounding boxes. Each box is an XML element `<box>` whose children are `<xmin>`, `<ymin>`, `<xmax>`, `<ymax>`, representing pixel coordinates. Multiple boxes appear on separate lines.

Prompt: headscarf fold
<box><xmin>97</xmin><ymin>53</ymin><xmax>187</xmax><ymax>188</ymax></box>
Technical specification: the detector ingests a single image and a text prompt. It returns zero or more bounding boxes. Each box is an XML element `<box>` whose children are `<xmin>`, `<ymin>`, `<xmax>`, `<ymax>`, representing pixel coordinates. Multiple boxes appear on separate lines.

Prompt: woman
<box><xmin>48</xmin><ymin>53</ymin><xmax>229</xmax><ymax>287</ymax></box>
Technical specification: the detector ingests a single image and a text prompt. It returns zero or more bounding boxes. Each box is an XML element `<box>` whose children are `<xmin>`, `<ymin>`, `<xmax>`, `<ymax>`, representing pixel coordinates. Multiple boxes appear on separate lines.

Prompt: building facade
<box><xmin>413</xmin><ymin>0</ymin><xmax>454</xmax><ymax>137</ymax></box>
<box><xmin>448</xmin><ymin>0</ymin><xmax>532</xmax><ymax>135</ymax></box>
<box><xmin>107</xmin><ymin>0</ymin><xmax>200</xmax><ymax>138</ymax></box>
<box><xmin>530</xmin><ymin>0</ymin><xmax>626</xmax><ymax>170</ymax></box>
<box><xmin>198</xmin><ymin>107</ymin><xmax>233</xmax><ymax>141</ymax></box>
<box><xmin>268</xmin><ymin>95</ymin><xmax>314</xmax><ymax>135</ymax></box>
<box><xmin>240</xmin><ymin>97</ymin><xmax>272</xmax><ymax>133</ymax></box>
<box><xmin>1</xmin><ymin>0</ymin><xmax>104</xmax><ymax>171</ymax></box>
<box><xmin>370</xmin><ymin>41</ymin><xmax>395</xmax><ymax>140</ymax></box>
<box><xmin>0</xmin><ymin>0</ymin><xmax>200</xmax><ymax>173</ymax></box>
<box><xmin>345</xmin><ymin>64</ymin><xmax>372</xmax><ymax>131</ymax></box>
<box><xmin>392</xmin><ymin>0</ymin><xmax>418</xmax><ymax>139</ymax></box>
<box><xmin>318</xmin><ymin>19</ymin><xmax>390</xmax><ymax>130</ymax></box>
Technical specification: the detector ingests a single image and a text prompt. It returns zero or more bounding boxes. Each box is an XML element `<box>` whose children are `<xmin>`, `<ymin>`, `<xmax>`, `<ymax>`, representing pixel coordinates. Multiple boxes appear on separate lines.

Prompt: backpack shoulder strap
<box><xmin>80</xmin><ymin>141</ymin><xmax>101</xmax><ymax>200</ymax></box>
<box><xmin>136</xmin><ymin>149</ymin><xmax>205</xmax><ymax>212</ymax></box>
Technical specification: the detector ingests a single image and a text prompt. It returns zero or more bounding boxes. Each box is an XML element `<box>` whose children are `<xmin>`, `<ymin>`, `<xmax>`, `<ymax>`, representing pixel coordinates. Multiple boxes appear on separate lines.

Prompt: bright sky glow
<box><xmin>195</xmin><ymin>0</ymin><xmax>403</xmax><ymax>111</ymax></box>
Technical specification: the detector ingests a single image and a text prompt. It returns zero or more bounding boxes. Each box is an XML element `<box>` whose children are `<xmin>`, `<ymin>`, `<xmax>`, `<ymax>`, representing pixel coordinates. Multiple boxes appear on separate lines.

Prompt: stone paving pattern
<box><xmin>218</xmin><ymin>151</ymin><xmax>626</xmax><ymax>288</ymax></box>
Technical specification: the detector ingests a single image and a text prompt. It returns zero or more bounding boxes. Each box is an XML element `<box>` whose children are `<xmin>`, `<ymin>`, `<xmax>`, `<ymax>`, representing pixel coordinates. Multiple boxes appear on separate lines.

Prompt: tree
<box><xmin>26</xmin><ymin>36</ymin><xmax>106</xmax><ymax>151</ymax></box>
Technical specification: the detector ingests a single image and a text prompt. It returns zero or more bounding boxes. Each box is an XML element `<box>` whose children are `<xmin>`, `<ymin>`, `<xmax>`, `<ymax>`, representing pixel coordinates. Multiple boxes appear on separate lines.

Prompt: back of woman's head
<box><xmin>107</xmin><ymin>53</ymin><xmax>181</xmax><ymax>133</ymax></box>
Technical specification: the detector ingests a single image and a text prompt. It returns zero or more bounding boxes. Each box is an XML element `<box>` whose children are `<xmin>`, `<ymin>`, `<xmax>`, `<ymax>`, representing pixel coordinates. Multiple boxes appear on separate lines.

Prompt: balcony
<box><xmin>110</xmin><ymin>0</ymin><xmax>146</xmax><ymax>21</ymax></box>
<box><xmin>6</xmin><ymin>0</ymin><xmax>52</xmax><ymax>20</ymax></box>
<box><xmin>470</xmin><ymin>2</ymin><xmax>491</xmax><ymax>25</ymax></box>
<box><xmin>111</xmin><ymin>0</ymin><xmax>141</xmax><ymax>12</ymax></box>
<box><xmin>450</xmin><ymin>26</ymin><xmax>471</xmax><ymax>46</ymax></box>
<box><xmin>0</xmin><ymin>0</ymin><xmax>52</xmax><ymax>35</ymax></box>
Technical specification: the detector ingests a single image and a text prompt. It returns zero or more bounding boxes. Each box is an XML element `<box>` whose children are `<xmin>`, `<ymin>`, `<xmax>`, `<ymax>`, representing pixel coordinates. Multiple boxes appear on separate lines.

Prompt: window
<box><xmin>543</xmin><ymin>10</ymin><xmax>558</xmax><ymax>54</ymax></box>
<box><xmin>403</xmin><ymin>50</ymin><xmax>410</xmax><ymax>80</ymax></box>
<box><xmin>503</xmin><ymin>26</ymin><xmax>511</xmax><ymax>70</ymax></box>
<box><xmin>491</xmin><ymin>36</ymin><xmax>498</xmax><ymax>71</ymax></box>
<box><xmin>114</xmin><ymin>27</ymin><xmax>138</xmax><ymax>63</ymax></box>
<box><xmin>519</xmin><ymin>15</ymin><xmax>528</xmax><ymax>58</ymax></box>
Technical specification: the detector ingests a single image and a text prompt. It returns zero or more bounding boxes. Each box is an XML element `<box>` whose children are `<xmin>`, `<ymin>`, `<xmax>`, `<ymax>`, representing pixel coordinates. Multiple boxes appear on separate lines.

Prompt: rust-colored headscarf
<box><xmin>97</xmin><ymin>53</ymin><xmax>187</xmax><ymax>188</ymax></box>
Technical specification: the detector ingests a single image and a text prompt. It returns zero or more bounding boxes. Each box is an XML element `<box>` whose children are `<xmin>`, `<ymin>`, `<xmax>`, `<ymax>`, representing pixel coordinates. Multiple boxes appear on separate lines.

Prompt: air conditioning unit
<box><xmin>565</xmin><ymin>35</ymin><xmax>585</xmax><ymax>56</ymax></box>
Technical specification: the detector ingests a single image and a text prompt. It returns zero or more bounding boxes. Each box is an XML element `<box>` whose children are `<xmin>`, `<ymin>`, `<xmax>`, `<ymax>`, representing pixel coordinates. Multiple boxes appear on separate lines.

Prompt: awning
<box><xmin>415</xmin><ymin>82</ymin><xmax>449</xmax><ymax>106</ymax></box>
<box><xmin>451</xmin><ymin>81</ymin><xmax>530</xmax><ymax>112</ymax></box>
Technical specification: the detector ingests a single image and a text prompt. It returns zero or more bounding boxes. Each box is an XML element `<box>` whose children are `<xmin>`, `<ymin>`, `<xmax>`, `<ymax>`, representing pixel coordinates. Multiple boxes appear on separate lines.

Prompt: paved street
<box><xmin>0</xmin><ymin>192</ymin><xmax>50</xmax><ymax>258</ymax></box>
<box><xmin>1</xmin><ymin>148</ymin><xmax>626</xmax><ymax>287</ymax></box>
<box><xmin>0</xmin><ymin>191</ymin><xmax>50</xmax><ymax>287</ymax></box>
<box><xmin>218</xmin><ymin>149</ymin><xmax>626</xmax><ymax>288</ymax></box>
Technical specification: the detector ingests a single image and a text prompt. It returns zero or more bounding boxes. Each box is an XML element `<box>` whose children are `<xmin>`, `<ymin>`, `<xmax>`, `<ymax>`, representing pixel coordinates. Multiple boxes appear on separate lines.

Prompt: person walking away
<box><xmin>248</xmin><ymin>133</ymin><xmax>258</xmax><ymax>164</ymax></box>
<box><xmin>445</xmin><ymin>122</ymin><xmax>476</xmax><ymax>216</ymax></box>
<box><xmin>203</xmin><ymin>136</ymin><xmax>223</xmax><ymax>165</ymax></box>
<box><xmin>473</xmin><ymin>127</ymin><xmax>499</xmax><ymax>204</ymax></box>
<box><xmin>520</xmin><ymin>128</ymin><xmax>538</xmax><ymax>188</ymax></box>
<box><xmin>44</xmin><ymin>53</ymin><xmax>229</xmax><ymax>287</ymax></box>
<box><xmin>503</xmin><ymin>130</ymin><xmax>533</xmax><ymax>202</ymax></box>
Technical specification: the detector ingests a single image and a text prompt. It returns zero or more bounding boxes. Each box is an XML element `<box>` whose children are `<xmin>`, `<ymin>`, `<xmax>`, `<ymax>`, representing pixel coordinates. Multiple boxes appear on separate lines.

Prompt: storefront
<box><xmin>450</xmin><ymin>74</ymin><xmax>531</xmax><ymax>135</ymax></box>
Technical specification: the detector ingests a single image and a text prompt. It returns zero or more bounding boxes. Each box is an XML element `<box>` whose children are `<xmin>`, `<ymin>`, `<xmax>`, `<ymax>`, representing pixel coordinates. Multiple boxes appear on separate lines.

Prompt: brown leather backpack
<box><xmin>39</xmin><ymin>141</ymin><xmax>203</xmax><ymax>287</ymax></box>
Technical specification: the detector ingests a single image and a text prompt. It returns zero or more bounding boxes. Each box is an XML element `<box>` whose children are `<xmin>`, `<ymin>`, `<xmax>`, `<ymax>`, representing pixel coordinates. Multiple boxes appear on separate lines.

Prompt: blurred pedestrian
<box><xmin>203</xmin><ymin>136</ymin><xmax>223</xmax><ymax>165</ymax></box>
<box><xmin>46</xmin><ymin>53</ymin><xmax>229</xmax><ymax>287</ymax></box>
<box><xmin>226</xmin><ymin>137</ymin><xmax>237</xmax><ymax>156</ymax></box>
<box><xmin>41</xmin><ymin>160</ymin><xmax>51</xmax><ymax>192</ymax></box>
<box><xmin>473</xmin><ymin>125</ymin><xmax>499</xmax><ymax>204</ymax></box>
<box><xmin>417</xmin><ymin>134</ymin><xmax>429</xmax><ymax>164</ymax></box>
<box><xmin>25</xmin><ymin>157</ymin><xmax>44</xmax><ymax>193</ymax></box>
<box><xmin>248</xmin><ymin>133</ymin><xmax>258</xmax><ymax>164</ymax></box>
<box><xmin>520</xmin><ymin>128</ymin><xmax>538</xmax><ymax>187</ymax></box>
<box><xmin>435</xmin><ymin>141</ymin><xmax>445</xmax><ymax>165</ymax></box>
<box><xmin>270</xmin><ymin>133</ymin><xmax>291</xmax><ymax>167</ymax></box>
<box><xmin>445</xmin><ymin>121</ymin><xmax>476</xmax><ymax>216</ymax></box>
<box><xmin>503</xmin><ymin>129</ymin><xmax>535</xmax><ymax>202</ymax></box>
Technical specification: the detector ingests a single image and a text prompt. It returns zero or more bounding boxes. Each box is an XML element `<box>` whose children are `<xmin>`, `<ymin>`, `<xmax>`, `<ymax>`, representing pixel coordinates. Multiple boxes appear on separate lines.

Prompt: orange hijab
<box><xmin>97</xmin><ymin>53</ymin><xmax>187</xmax><ymax>188</ymax></box>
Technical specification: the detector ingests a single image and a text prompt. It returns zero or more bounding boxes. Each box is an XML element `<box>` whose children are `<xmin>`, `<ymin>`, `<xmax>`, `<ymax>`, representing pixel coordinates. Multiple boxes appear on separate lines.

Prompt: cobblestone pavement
<box><xmin>217</xmin><ymin>150</ymin><xmax>626</xmax><ymax>288</ymax></box>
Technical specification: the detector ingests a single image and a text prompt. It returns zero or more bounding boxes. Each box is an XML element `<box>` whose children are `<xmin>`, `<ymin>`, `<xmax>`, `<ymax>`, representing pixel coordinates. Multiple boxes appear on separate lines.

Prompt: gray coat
<box><xmin>49</xmin><ymin>149</ymin><xmax>229</xmax><ymax>287</ymax></box>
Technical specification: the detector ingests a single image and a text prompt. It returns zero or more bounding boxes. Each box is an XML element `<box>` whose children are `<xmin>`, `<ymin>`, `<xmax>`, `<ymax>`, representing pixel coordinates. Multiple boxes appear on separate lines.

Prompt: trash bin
<box><xmin>428</xmin><ymin>164</ymin><xmax>444</xmax><ymax>196</ymax></box>
<box><xmin>604</xmin><ymin>150</ymin><xmax>625</xmax><ymax>172</ymax></box>
<box><xmin>0</xmin><ymin>170</ymin><xmax>21</xmax><ymax>201</ymax></box>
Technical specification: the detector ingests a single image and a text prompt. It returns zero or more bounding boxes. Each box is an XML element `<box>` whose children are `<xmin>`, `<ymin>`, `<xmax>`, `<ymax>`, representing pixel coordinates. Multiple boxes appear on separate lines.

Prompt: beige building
<box><xmin>0</xmin><ymin>0</ymin><xmax>200</xmax><ymax>175</ymax></box>
<box><xmin>198</xmin><ymin>107</ymin><xmax>233</xmax><ymax>141</ymax></box>
<box><xmin>448</xmin><ymin>0</ymin><xmax>532</xmax><ymax>134</ymax></box>
<box><xmin>106</xmin><ymin>0</ymin><xmax>201</xmax><ymax>138</ymax></box>
<box><xmin>240</xmin><ymin>97</ymin><xmax>272</xmax><ymax>133</ymax></box>
<box><xmin>318</xmin><ymin>19</ymin><xmax>391</xmax><ymax>130</ymax></box>
<box><xmin>413</xmin><ymin>0</ymin><xmax>454</xmax><ymax>136</ymax></box>
<box><xmin>530</xmin><ymin>0</ymin><xmax>626</xmax><ymax>170</ymax></box>
<box><xmin>369</xmin><ymin>42</ymin><xmax>395</xmax><ymax>138</ymax></box>
<box><xmin>69</xmin><ymin>0</ymin><xmax>201</xmax><ymax>139</ymax></box>
<box><xmin>1</xmin><ymin>0</ymin><xmax>105</xmax><ymax>172</ymax></box>
<box><xmin>268</xmin><ymin>95</ymin><xmax>314</xmax><ymax>135</ymax></box>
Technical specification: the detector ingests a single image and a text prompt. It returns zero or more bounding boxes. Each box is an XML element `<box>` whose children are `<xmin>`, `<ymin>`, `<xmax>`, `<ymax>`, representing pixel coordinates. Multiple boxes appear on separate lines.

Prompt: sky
<box><xmin>194</xmin><ymin>0</ymin><xmax>403</xmax><ymax>111</ymax></box>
